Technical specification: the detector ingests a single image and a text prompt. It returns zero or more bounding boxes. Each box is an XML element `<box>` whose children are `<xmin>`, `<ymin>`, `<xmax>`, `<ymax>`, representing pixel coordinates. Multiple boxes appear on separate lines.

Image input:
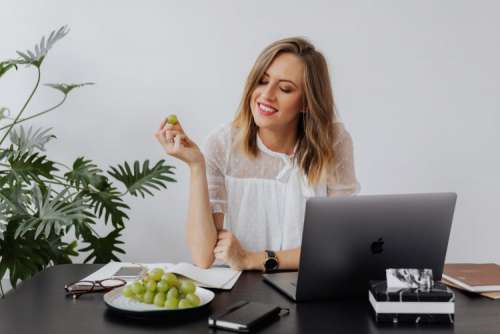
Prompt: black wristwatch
<box><xmin>264</xmin><ymin>250</ymin><xmax>279</xmax><ymax>272</ymax></box>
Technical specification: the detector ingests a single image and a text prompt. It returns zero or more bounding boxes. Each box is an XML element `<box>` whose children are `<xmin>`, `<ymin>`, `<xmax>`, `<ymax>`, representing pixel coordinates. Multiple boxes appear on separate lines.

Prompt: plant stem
<box><xmin>53</xmin><ymin>174</ymin><xmax>74</xmax><ymax>184</ymax></box>
<box><xmin>43</xmin><ymin>179</ymin><xmax>75</xmax><ymax>188</ymax></box>
<box><xmin>0</xmin><ymin>66</ymin><xmax>41</xmax><ymax>146</ymax></box>
<box><xmin>0</xmin><ymin>94</ymin><xmax>67</xmax><ymax>131</ymax></box>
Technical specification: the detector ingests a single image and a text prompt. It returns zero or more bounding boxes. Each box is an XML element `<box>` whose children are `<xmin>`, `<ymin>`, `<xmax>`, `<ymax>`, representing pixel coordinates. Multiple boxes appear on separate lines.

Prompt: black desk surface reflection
<box><xmin>1</xmin><ymin>264</ymin><xmax>499</xmax><ymax>334</ymax></box>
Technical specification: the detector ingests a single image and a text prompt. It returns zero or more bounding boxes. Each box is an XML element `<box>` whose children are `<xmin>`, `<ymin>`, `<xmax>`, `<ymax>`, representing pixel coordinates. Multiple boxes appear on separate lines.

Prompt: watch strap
<box><xmin>265</xmin><ymin>250</ymin><xmax>276</xmax><ymax>258</ymax></box>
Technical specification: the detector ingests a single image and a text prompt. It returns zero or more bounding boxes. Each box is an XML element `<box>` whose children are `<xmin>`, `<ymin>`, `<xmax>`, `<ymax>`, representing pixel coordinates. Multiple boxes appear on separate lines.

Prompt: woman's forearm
<box><xmin>245</xmin><ymin>247</ymin><xmax>301</xmax><ymax>271</ymax></box>
<box><xmin>186</xmin><ymin>161</ymin><xmax>217</xmax><ymax>268</ymax></box>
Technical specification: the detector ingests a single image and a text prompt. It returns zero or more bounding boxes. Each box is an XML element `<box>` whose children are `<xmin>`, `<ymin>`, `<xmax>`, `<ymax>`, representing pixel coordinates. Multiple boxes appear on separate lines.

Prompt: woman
<box><xmin>155</xmin><ymin>37</ymin><xmax>360</xmax><ymax>271</ymax></box>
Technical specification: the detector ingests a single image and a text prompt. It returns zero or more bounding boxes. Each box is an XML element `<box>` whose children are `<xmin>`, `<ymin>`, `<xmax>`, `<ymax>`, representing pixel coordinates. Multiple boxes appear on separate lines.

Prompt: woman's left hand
<box><xmin>214</xmin><ymin>230</ymin><xmax>250</xmax><ymax>271</ymax></box>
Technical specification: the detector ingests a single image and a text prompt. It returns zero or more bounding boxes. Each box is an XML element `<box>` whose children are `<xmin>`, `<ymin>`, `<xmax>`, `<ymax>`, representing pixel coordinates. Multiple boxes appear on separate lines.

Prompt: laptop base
<box><xmin>262</xmin><ymin>272</ymin><xmax>298</xmax><ymax>301</ymax></box>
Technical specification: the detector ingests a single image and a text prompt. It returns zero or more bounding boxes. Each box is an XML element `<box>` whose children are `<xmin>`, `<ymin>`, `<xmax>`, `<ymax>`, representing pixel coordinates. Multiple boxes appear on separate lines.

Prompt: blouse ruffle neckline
<box><xmin>256</xmin><ymin>132</ymin><xmax>298</xmax><ymax>161</ymax></box>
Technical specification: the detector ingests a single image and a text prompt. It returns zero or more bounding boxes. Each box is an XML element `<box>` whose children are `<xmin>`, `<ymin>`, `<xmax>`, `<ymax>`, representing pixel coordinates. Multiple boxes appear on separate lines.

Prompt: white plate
<box><xmin>104</xmin><ymin>286</ymin><xmax>215</xmax><ymax>313</ymax></box>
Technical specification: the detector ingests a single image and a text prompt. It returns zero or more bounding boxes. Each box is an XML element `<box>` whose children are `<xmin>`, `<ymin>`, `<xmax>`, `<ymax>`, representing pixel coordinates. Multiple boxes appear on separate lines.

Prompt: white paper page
<box><xmin>169</xmin><ymin>262</ymin><xmax>240</xmax><ymax>288</ymax></box>
<box><xmin>81</xmin><ymin>262</ymin><xmax>242</xmax><ymax>290</ymax></box>
<box><xmin>81</xmin><ymin>262</ymin><xmax>173</xmax><ymax>282</ymax></box>
<box><xmin>219</xmin><ymin>270</ymin><xmax>242</xmax><ymax>290</ymax></box>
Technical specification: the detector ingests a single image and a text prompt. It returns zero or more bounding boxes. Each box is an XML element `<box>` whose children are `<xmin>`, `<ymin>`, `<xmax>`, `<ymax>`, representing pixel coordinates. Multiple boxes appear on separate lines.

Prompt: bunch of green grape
<box><xmin>121</xmin><ymin>268</ymin><xmax>201</xmax><ymax>309</ymax></box>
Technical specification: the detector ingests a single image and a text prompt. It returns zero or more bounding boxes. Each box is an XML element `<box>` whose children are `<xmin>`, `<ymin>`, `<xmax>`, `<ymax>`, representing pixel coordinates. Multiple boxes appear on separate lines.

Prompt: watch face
<box><xmin>265</xmin><ymin>258</ymin><xmax>278</xmax><ymax>271</ymax></box>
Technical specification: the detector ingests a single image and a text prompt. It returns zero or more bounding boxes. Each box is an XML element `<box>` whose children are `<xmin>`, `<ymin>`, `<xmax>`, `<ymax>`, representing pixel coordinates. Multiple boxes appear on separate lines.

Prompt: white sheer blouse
<box><xmin>202</xmin><ymin>122</ymin><xmax>361</xmax><ymax>252</ymax></box>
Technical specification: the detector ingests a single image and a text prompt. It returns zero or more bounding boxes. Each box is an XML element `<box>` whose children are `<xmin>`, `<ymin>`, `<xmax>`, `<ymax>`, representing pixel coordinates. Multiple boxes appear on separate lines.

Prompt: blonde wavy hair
<box><xmin>232</xmin><ymin>37</ymin><xmax>340</xmax><ymax>186</ymax></box>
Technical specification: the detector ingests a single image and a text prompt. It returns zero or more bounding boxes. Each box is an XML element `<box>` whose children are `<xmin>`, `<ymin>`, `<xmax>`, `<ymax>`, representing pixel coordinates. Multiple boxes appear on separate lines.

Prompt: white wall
<box><xmin>1</xmin><ymin>0</ymin><xmax>499</xmax><ymax>264</ymax></box>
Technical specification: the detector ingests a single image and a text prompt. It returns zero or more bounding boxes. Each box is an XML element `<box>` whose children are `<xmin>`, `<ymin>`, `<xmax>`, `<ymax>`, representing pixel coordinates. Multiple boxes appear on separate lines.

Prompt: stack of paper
<box><xmin>82</xmin><ymin>262</ymin><xmax>242</xmax><ymax>290</ymax></box>
<box><xmin>442</xmin><ymin>263</ymin><xmax>500</xmax><ymax>300</ymax></box>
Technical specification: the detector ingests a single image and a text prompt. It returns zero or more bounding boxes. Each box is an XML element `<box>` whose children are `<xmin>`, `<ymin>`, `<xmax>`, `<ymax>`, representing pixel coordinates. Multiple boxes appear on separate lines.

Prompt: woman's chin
<box><xmin>252</xmin><ymin>116</ymin><xmax>271</xmax><ymax>129</ymax></box>
<box><xmin>252</xmin><ymin>112</ymin><xmax>274</xmax><ymax>128</ymax></box>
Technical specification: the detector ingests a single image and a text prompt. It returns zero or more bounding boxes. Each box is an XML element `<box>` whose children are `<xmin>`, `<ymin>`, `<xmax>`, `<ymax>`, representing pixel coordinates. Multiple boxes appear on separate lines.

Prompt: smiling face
<box><xmin>233</xmin><ymin>37</ymin><xmax>338</xmax><ymax>186</ymax></box>
<box><xmin>250</xmin><ymin>52</ymin><xmax>305</xmax><ymax>131</ymax></box>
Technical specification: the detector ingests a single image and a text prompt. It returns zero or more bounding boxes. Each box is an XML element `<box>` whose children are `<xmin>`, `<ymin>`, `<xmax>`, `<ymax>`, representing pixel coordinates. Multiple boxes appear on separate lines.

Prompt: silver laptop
<box><xmin>262</xmin><ymin>192</ymin><xmax>457</xmax><ymax>301</ymax></box>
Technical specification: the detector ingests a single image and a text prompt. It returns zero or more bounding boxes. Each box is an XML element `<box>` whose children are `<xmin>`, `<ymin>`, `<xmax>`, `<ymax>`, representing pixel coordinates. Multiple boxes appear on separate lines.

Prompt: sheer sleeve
<box><xmin>326</xmin><ymin>123</ymin><xmax>361</xmax><ymax>197</ymax></box>
<box><xmin>202</xmin><ymin>126</ymin><xmax>228</xmax><ymax>214</ymax></box>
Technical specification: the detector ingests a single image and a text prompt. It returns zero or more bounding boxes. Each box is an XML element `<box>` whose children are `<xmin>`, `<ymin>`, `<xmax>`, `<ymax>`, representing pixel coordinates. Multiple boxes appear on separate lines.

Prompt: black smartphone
<box><xmin>112</xmin><ymin>266</ymin><xmax>144</xmax><ymax>279</ymax></box>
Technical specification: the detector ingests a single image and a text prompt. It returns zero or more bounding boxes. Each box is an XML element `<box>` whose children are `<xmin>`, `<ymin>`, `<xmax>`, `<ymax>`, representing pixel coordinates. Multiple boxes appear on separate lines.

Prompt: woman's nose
<box><xmin>261</xmin><ymin>83</ymin><xmax>277</xmax><ymax>101</ymax></box>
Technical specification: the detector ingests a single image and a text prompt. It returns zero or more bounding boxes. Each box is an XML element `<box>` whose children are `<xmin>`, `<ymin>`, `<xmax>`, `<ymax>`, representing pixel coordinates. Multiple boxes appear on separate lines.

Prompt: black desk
<box><xmin>1</xmin><ymin>264</ymin><xmax>500</xmax><ymax>333</ymax></box>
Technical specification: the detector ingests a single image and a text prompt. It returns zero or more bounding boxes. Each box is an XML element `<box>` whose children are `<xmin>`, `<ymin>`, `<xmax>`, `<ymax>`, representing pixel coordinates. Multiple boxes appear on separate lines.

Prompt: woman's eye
<box><xmin>280</xmin><ymin>87</ymin><xmax>291</xmax><ymax>93</ymax></box>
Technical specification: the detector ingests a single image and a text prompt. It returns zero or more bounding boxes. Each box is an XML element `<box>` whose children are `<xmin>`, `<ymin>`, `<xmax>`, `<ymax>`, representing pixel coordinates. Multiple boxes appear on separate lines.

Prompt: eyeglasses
<box><xmin>64</xmin><ymin>278</ymin><xmax>126</xmax><ymax>299</ymax></box>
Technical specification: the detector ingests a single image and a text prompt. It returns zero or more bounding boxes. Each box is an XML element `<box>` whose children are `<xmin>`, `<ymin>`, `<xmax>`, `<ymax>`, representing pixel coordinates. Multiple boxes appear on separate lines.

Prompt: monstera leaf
<box><xmin>0</xmin><ymin>219</ymin><xmax>47</xmax><ymax>288</ymax></box>
<box><xmin>7</xmin><ymin>151</ymin><xmax>58</xmax><ymax>184</ymax></box>
<box><xmin>67</xmin><ymin>209</ymin><xmax>97</xmax><ymax>240</ymax></box>
<box><xmin>79</xmin><ymin>228</ymin><xmax>125</xmax><ymax>263</ymax></box>
<box><xmin>15</xmin><ymin>25</ymin><xmax>69</xmax><ymax>67</ymax></box>
<box><xmin>0</xmin><ymin>182</ymin><xmax>31</xmax><ymax>241</ymax></box>
<box><xmin>0</xmin><ymin>25</ymin><xmax>178</xmax><ymax>292</ymax></box>
<box><xmin>0</xmin><ymin>218</ymin><xmax>78</xmax><ymax>288</ymax></box>
<box><xmin>9</xmin><ymin>125</ymin><xmax>56</xmax><ymax>155</ymax></box>
<box><xmin>45</xmin><ymin>82</ymin><xmax>94</xmax><ymax>96</ymax></box>
<box><xmin>65</xmin><ymin>157</ymin><xmax>109</xmax><ymax>191</ymax></box>
<box><xmin>83</xmin><ymin>184</ymin><xmax>130</xmax><ymax>229</ymax></box>
<box><xmin>14</xmin><ymin>185</ymin><xmax>87</xmax><ymax>239</ymax></box>
<box><xmin>0</xmin><ymin>146</ymin><xmax>14</xmax><ymax>163</ymax></box>
<box><xmin>0</xmin><ymin>182</ymin><xmax>30</xmax><ymax>216</ymax></box>
<box><xmin>108</xmin><ymin>160</ymin><xmax>176</xmax><ymax>198</ymax></box>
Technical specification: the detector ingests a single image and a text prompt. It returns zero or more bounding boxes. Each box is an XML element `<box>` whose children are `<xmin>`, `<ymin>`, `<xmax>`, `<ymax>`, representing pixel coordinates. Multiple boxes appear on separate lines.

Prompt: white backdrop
<box><xmin>1</xmin><ymin>0</ymin><xmax>499</xmax><ymax>264</ymax></box>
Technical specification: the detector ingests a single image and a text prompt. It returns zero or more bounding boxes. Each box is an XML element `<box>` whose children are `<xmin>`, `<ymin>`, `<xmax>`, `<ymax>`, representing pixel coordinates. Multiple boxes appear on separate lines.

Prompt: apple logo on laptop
<box><xmin>371</xmin><ymin>237</ymin><xmax>384</xmax><ymax>254</ymax></box>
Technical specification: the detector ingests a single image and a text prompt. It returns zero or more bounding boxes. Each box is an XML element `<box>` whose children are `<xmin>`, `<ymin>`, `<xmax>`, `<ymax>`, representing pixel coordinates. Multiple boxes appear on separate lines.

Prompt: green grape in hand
<box><xmin>166</xmin><ymin>114</ymin><xmax>178</xmax><ymax>125</ymax></box>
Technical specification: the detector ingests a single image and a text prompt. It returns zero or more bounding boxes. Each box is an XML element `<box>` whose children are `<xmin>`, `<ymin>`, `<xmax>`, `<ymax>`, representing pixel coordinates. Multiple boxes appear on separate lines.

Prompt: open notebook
<box><xmin>82</xmin><ymin>262</ymin><xmax>242</xmax><ymax>290</ymax></box>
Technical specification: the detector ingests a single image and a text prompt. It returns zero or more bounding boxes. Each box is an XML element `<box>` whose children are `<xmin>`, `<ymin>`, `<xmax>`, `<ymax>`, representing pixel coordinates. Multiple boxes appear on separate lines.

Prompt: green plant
<box><xmin>0</xmin><ymin>26</ymin><xmax>175</xmax><ymax>295</ymax></box>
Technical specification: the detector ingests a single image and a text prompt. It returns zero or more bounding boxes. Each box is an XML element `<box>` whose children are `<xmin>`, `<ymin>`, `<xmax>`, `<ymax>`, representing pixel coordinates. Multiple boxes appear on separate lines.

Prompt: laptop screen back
<box><xmin>296</xmin><ymin>192</ymin><xmax>457</xmax><ymax>301</ymax></box>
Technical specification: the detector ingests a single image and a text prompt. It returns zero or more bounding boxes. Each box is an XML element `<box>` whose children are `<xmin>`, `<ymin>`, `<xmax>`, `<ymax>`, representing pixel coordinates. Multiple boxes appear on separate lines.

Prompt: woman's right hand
<box><xmin>154</xmin><ymin>116</ymin><xmax>205</xmax><ymax>167</ymax></box>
